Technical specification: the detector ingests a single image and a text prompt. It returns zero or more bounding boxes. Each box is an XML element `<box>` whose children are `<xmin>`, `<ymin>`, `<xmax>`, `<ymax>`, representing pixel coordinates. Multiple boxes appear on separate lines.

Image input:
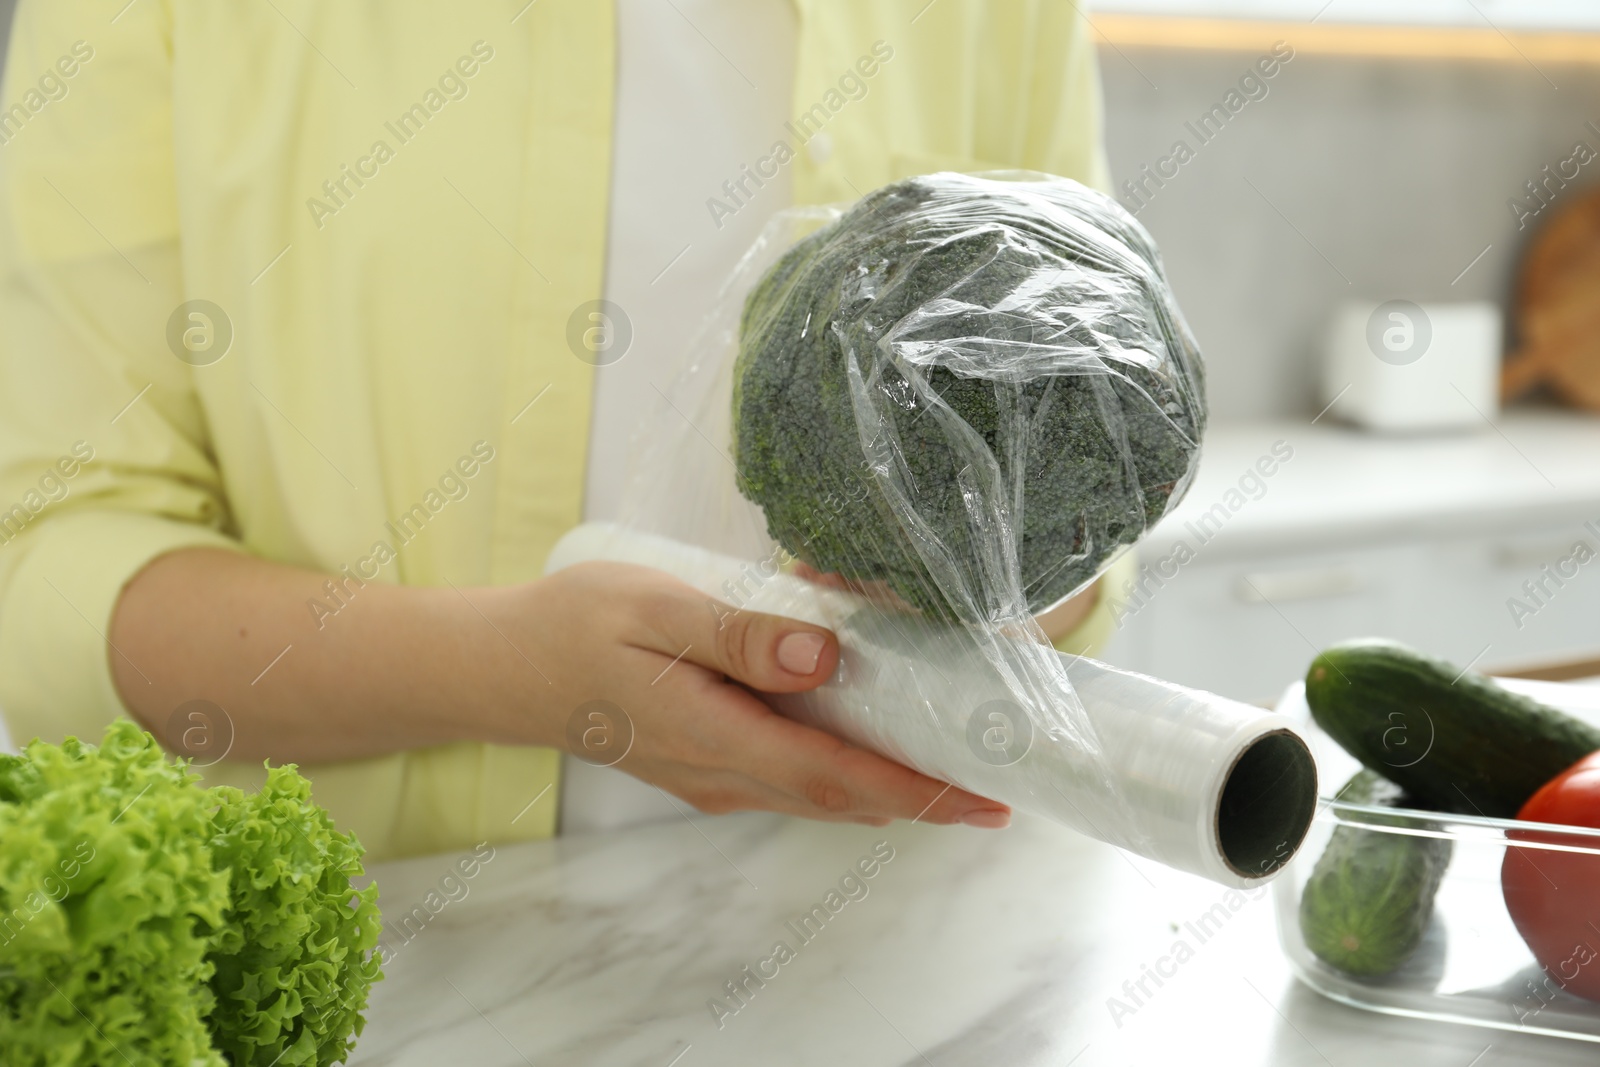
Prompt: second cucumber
<box><xmin>1299</xmin><ymin>770</ymin><xmax>1453</xmax><ymax>976</ymax></box>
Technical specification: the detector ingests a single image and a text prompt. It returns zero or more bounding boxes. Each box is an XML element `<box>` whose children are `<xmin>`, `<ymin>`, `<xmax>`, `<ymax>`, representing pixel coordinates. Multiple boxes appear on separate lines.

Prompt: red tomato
<box><xmin>1502</xmin><ymin>751</ymin><xmax>1600</xmax><ymax>1002</ymax></box>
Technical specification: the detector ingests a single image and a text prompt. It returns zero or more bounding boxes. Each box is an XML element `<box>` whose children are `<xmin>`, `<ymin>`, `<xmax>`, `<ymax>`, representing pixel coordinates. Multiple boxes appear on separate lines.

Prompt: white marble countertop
<box><xmin>1149</xmin><ymin>408</ymin><xmax>1600</xmax><ymax>559</ymax></box>
<box><xmin>350</xmin><ymin>808</ymin><xmax>1598</xmax><ymax>1067</ymax></box>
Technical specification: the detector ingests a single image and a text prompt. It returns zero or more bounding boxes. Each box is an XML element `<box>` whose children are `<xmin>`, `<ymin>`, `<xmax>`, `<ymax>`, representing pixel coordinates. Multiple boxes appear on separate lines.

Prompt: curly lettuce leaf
<box><xmin>0</xmin><ymin>720</ymin><xmax>230</xmax><ymax>1067</ymax></box>
<box><xmin>0</xmin><ymin>722</ymin><xmax>384</xmax><ymax>1067</ymax></box>
<box><xmin>204</xmin><ymin>764</ymin><xmax>383</xmax><ymax>1067</ymax></box>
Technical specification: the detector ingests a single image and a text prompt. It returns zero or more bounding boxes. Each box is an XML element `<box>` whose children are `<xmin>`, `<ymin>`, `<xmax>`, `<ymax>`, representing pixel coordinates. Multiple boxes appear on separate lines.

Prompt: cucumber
<box><xmin>1306</xmin><ymin>639</ymin><xmax>1600</xmax><ymax>818</ymax></box>
<box><xmin>1299</xmin><ymin>770</ymin><xmax>1452</xmax><ymax>976</ymax></box>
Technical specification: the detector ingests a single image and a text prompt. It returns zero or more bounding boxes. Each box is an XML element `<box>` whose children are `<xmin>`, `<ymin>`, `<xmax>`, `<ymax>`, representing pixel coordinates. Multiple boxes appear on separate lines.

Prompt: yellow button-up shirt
<box><xmin>0</xmin><ymin>0</ymin><xmax>1123</xmax><ymax>860</ymax></box>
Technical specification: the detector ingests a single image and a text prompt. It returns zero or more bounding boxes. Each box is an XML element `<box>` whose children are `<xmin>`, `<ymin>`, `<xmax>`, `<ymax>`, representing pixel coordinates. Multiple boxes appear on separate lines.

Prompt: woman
<box><xmin>0</xmin><ymin>0</ymin><xmax>1129</xmax><ymax>859</ymax></box>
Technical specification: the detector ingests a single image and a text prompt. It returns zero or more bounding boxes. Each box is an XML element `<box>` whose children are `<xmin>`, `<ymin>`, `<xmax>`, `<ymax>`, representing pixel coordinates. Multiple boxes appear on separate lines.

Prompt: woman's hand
<box><xmin>111</xmin><ymin>550</ymin><xmax>1009</xmax><ymax>829</ymax></box>
<box><xmin>507</xmin><ymin>562</ymin><xmax>1010</xmax><ymax>828</ymax></box>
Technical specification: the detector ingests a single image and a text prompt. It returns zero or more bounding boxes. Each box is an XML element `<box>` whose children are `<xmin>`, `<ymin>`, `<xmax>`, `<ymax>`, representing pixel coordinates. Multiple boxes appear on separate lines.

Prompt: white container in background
<box><xmin>1320</xmin><ymin>300</ymin><xmax>1501</xmax><ymax>431</ymax></box>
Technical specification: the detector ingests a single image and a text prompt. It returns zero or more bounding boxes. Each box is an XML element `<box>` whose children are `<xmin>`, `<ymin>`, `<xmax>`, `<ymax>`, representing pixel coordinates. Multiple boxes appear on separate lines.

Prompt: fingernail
<box><xmin>777</xmin><ymin>632</ymin><xmax>826</xmax><ymax>675</ymax></box>
<box><xmin>960</xmin><ymin>809</ymin><xmax>1011</xmax><ymax>830</ymax></box>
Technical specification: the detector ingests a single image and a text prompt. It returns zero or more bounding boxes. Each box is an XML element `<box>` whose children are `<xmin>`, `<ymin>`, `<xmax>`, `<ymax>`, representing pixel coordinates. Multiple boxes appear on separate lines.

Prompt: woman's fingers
<box><xmin>709</xmin><ymin>690</ymin><xmax>1010</xmax><ymax>826</ymax></box>
<box><xmin>650</xmin><ymin>766</ymin><xmax>892</xmax><ymax>826</ymax></box>
<box><xmin>567</xmin><ymin>562</ymin><xmax>1012</xmax><ymax>829</ymax></box>
<box><xmin>629</xmin><ymin>574</ymin><xmax>838</xmax><ymax>694</ymax></box>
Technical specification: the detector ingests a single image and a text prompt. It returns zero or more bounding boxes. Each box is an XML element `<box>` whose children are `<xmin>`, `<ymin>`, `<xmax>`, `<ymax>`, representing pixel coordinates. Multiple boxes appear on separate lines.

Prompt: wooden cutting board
<box><xmin>1502</xmin><ymin>186</ymin><xmax>1600</xmax><ymax>410</ymax></box>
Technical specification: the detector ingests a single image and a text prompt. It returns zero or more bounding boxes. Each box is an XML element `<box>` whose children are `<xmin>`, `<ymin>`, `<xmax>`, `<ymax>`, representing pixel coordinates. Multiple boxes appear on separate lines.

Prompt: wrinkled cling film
<box><xmin>733</xmin><ymin>172</ymin><xmax>1205</xmax><ymax>628</ymax></box>
<box><xmin>546</xmin><ymin>525</ymin><xmax>1317</xmax><ymax>885</ymax></box>
<box><xmin>732</xmin><ymin>174</ymin><xmax>1202</xmax><ymax>758</ymax></box>
<box><xmin>576</xmin><ymin>173</ymin><xmax>1315</xmax><ymax>884</ymax></box>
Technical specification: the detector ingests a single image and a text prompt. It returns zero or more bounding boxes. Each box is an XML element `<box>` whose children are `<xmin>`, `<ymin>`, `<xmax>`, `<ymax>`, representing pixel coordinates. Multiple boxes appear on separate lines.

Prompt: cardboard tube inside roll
<box><xmin>546</xmin><ymin>523</ymin><xmax>1318</xmax><ymax>888</ymax></box>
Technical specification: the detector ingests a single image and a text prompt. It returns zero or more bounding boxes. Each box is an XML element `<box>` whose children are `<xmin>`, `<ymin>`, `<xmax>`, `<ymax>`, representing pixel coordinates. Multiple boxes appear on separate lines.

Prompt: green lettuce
<box><xmin>205</xmin><ymin>766</ymin><xmax>382</xmax><ymax>1067</ymax></box>
<box><xmin>0</xmin><ymin>720</ymin><xmax>382</xmax><ymax>1066</ymax></box>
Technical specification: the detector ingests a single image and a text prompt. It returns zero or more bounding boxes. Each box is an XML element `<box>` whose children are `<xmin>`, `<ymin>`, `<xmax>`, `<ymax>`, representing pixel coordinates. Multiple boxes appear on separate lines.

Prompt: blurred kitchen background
<box><xmin>1090</xmin><ymin>0</ymin><xmax>1600</xmax><ymax>701</ymax></box>
<box><xmin>5</xmin><ymin>0</ymin><xmax>1595</xmax><ymax>705</ymax></box>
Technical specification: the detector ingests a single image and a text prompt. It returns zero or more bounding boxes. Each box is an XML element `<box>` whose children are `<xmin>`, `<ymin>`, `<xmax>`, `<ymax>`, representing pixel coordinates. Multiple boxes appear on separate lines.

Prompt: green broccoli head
<box><xmin>732</xmin><ymin>172</ymin><xmax>1206</xmax><ymax>620</ymax></box>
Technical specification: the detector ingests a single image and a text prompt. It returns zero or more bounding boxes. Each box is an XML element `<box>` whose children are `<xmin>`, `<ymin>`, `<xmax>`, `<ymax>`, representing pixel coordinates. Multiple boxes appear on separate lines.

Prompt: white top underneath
<box><xmin>563</xmin><ymin>0</ymin><xmax>798</xmax><ymax>834</ymax></box>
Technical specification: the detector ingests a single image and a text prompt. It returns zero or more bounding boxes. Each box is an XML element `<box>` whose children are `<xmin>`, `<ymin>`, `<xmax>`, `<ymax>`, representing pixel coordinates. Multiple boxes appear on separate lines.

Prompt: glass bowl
<box><xmin>1272</xmin><ymin>678</ymin><xmax>1600</xmax><ymax>1043</ymax></box>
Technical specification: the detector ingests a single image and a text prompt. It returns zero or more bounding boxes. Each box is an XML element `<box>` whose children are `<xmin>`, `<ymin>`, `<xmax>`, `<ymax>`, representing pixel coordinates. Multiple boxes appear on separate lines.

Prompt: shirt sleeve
<box><xmin>0</xmin><ymin>0</ymin><xmax>241</xmax><ymax>748</ymax></box>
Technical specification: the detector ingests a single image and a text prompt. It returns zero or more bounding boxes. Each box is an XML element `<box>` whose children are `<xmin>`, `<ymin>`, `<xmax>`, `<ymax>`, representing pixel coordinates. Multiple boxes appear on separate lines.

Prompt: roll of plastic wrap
<box><xmin>547</xmin><ymin>523</ymin><xmax>1317</xmax><ymax>888</ymax></box>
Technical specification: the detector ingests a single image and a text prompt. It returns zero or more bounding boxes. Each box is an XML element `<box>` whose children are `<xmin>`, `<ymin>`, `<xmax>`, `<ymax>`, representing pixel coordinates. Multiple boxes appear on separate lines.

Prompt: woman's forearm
<box><xmin>108</xmin><ymin>548</ymin><xmax>1011</xmax><ymax>826</ymax></box>
<box><xmin>108</xmin><ymin>545</ymin><xmax>1100</xmax><ymax>772</ymax></box>
<box><xmin>109</xmin><ymin>548</ymin><xmax>544</xmax><ymax>764</ymax></box>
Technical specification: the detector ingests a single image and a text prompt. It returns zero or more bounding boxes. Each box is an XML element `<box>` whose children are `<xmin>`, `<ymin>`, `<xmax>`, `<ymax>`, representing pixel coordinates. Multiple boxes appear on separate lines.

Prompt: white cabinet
<box><xmin>1099</xmin><ymin>413</ymin><xmax>1600</xmax><ymax>703</ymax></box>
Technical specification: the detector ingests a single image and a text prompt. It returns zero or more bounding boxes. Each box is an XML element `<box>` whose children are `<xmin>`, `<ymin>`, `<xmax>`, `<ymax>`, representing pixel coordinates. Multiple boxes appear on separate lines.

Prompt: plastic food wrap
<box><xmin>733</xmin><ymin>171</ymin><xmax>1205</xmax><ymax>622</ymax></box>
<box><xmin>576</xmin><ymin>172</ymin><xmax>1315</xmax><ymax>884</ymax></box>
<box><xmin>548</xmin><ymin>525</ymin><xmax>1318</xmax><ymax>887</ymax></box>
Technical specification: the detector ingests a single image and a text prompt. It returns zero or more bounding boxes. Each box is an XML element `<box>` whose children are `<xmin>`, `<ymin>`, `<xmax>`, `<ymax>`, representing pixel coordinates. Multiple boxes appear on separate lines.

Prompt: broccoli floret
<box><xmin>732</xmin><ymin>173</ymin><xmax>1205</xmax><ymax>620</ymax></box>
